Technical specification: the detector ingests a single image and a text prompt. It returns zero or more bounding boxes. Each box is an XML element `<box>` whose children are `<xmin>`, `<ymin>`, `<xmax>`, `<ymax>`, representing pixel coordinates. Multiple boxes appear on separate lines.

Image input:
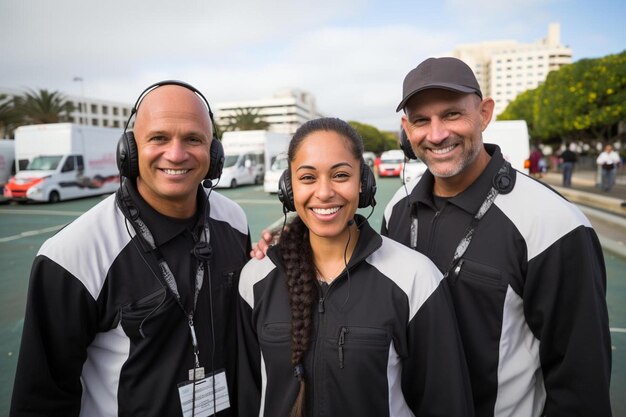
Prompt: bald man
<box><xmin>11</xmin><ymin>82</ymin><xmax>251</xmax><ymax>416</ymax></box>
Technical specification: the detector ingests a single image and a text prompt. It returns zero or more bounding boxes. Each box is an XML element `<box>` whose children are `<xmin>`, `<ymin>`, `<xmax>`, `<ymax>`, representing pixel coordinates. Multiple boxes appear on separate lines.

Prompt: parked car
<box><xmin>378</xmin><ymin>150</ymin><xmax>405</xmax><ymax>177</ymax></box>
<box><xmin>402</xmin><ymin>158</ymin><xmax>428</xmax><ymax>184</ymax></box>
<box><xmin>215</xmin><ymin>152</ymin><xmax>264</xmax><ymax>189</ymax></box>
<box><xmin>263</xmin><ymin>153</ymin><xmax>288</xmax><ymax>193</ymax></box>
<box><xmin>362</xmin><ymin>151</ymin><xmax>376</xmax><ymax>169</ymax></box>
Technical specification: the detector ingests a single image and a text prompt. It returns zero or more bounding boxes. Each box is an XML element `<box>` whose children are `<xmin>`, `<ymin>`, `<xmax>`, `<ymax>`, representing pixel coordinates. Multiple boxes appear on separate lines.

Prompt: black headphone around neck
<box><xmin>399</xmin><ymin>129</ymin><xmax>417</xmax><ymax>160</ymax></box>
<box><xmin>116</xmin><ymin>80</ymin><xmax>224</xmax><ymax>181</ymax></box>
<box><xmin>277</xmin><ymin>161</ymin><xmax>377</xmax><ymax>212</ymax></box>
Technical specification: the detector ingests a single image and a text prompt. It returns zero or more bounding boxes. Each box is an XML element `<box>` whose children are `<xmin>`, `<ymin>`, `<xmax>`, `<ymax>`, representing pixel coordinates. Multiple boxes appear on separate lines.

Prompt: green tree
<box><xmin>497</xmin><ymin>87</ymin><xmax>539</xmax><ymax>138</ymax></box>
<box><xmin>0</xmin><ymin>94</ymin><xmax>21</xmax><ymax>138</ymax></box>
<box><xmin>348</xmin><ymin>121</ymin><xmax>398</xmax><ymax>154</ymax></box>
<box><xmin>13</xmin><ymin>89</ymin><xmax>75</xmax><ymax>125</ymax></box>
<box><xmin>500</xmin><ymin>50</ymin><xmax>626</xmax><ymax>144</ymax></box>
<box><xmin>221</xmin><ymin>107</ymin><xmax>270</xmax><ymax>131</ymax></box>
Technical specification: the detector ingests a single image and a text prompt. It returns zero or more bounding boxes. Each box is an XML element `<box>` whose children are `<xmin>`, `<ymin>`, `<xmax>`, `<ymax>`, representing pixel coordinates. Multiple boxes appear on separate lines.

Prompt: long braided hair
<box><xmin>279</xmin><ymin>117</ymin><xmax>364</xmax><ymax>417</ymax></box>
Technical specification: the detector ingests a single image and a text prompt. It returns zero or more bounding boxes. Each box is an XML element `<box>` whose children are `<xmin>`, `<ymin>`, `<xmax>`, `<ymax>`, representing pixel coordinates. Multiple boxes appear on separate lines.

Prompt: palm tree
<box><xmin>14</xmin><ymin>89</ymin><xmax>75</xmax><ymax>125</ymax></box>
<box><xmin>221</xmin><ymin>107</ymin><xmax>270</xmax><ymax>131</ymax></box>
<box><xmin>0</xmin><ymin>94</ymin><xmax>22</xmax><ymax>138</ymax></box>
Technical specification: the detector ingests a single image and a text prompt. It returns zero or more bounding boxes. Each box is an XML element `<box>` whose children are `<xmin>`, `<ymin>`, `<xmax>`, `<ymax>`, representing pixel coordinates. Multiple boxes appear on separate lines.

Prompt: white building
<box><xmin>215</xmin><ymin>89</ymin><xmax>322</xmax><ymax>135</ymax></box>
<box><xmin>0</xmin><ymin>87</ymin><xmax>132</xmax><ymax>129</ymax></box>
<box><xmin>451</xmin><ymin>23</ymin><xmax>572</xmax><ymax>117</ymax></box>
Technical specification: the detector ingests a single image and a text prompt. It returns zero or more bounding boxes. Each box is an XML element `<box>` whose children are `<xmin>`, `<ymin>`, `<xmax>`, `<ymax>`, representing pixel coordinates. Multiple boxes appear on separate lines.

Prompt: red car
<box><xmin>377</xmin><ymin>150</ymin><xmax>405</xmax><ymax>177</ymax></box>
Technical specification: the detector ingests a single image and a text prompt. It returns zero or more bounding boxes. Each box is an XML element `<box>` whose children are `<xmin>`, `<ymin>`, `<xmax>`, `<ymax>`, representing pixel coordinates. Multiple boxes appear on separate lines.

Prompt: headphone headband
<box><xmin>124</xmin><ymin>80</ymin><xmax>215</xmax><ymax>133</ymax></box>
<box><xmin>117</xmin><ymin>80</ymin><xmax>224</xmax><ymax>181</ymax></box>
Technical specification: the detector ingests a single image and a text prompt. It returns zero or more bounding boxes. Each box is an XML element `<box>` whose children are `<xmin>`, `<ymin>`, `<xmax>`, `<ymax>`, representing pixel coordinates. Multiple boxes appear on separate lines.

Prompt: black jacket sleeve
<box><xmin>402</xmin><ymin>280</ymin><xmax>475</xmax><ymax>417</ymax></box>
<box><xmin>237</xmin><ymin>291</ymin><xmax>263</xmax><ymax>417</ymax></box>
<box><xmin>525</xmin><ymin>226</ymin><xmax>612</xmax><ymax>416</ymax></box>
<box><xmin>10</xmin><ymin>256</ymin><xmax>99</xmax><ymax>417</ymax></box>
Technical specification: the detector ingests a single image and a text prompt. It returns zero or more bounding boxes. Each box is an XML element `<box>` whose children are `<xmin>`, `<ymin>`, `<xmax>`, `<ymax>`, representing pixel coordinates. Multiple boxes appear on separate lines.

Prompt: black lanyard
<box><xmin>410</xmin><ymin>162</ymin><xmax>510</xmax><ymax>278</ymax></box>
<box><xmin>130</xmin><ymin>211</ymin><xmax>210</xmax><ymax>369</ymax></box>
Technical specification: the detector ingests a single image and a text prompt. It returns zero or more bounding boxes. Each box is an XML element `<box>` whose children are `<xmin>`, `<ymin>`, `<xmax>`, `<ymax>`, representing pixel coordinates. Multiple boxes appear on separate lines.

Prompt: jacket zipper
<box><xmin>312</xmin><ymin>274</ymin><xmax>344</xmax><ymax>416</ymax></box>
<box><xmin>338</xmin><ymin>327</ymin><xmax>349</xmax><ymax>369</ymax></box>
<box><xmin>427</xmin><ymin>208</ymin><xmax>442</xmax><ymax>258</ymax></box>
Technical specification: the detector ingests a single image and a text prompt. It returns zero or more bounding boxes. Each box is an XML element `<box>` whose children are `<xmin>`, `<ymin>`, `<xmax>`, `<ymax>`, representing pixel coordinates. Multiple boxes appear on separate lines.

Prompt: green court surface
<box><xmin>1</xmin><ymin>177</ymin><xmax>624</xmax><ymax>415</ymax></box>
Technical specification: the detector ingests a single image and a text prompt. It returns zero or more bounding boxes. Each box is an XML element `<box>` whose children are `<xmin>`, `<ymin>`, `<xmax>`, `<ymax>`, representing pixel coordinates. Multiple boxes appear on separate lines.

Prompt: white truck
<box><xmin>4</xmin><ymin>123</ymin><xmax>121</xmax><ymax>203</ymax></box>
<box><xmin>483</xmin><ymin>120</ymin><xmax>530</xmax><ymax>174</ymax></box>
<box><xmin>216</xmin><ymin>130</ymin><xmax>290</xmax><ymax>189</ymax></box>
<box><xmin>0</xmin><ymin>140</ymin><xmax>15</xmax><ymax>194</ymax></box>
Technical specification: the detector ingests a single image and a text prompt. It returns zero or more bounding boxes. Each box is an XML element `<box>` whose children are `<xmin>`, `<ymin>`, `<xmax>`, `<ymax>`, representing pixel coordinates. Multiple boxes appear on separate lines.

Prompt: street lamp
<box><xmin>73</xmin><ymin>76</ymin><xmax>85</xmax><ymax>124</ymax></box>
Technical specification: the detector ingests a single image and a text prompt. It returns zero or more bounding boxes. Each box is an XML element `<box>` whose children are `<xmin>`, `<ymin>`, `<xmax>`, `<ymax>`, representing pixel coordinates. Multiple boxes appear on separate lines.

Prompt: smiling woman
<box><xmin>236</xmin><ymin>117</ymin><xmax>474</xmax><ymax>417</ymax></box>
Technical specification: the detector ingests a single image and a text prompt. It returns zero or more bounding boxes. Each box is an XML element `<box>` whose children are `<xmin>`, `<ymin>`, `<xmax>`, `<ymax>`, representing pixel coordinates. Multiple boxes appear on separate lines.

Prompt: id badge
<box><xmin>178</xmin><ymin>369</ymin><xmax>230</xmax><ymax>417</ymax></box>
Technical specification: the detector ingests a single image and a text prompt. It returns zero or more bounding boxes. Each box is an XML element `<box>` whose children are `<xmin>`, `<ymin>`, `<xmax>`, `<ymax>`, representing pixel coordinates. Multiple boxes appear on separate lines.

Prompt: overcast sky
<box><xmin>1</xmin><ymin>0</ymin><xmax>624</xmax><ymax>131</ymax></box>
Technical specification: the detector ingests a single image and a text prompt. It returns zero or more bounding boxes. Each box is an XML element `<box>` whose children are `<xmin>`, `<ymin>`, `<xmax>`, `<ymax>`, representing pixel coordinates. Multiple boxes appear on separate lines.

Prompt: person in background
<box><xmin>11</xmin><ymin>81</ymin><xmax>251</xmax><ymax>416</ymax></box>
<box><xmin>559</xmin><ymin>143</ymin><xmax>578</xmax><ymax>187</ymax></box>
<box><xmin>596</xmin><ymin>143</ymin><xmax>621</xmax><ymax>191</ymax></box>
<box><xmin>238</xmin><ymin>117</ymin><xmax>473</xmax><ymax>417</ymax></box>
<box><xmin>528</xmin><ymin>145</ymin><xmax>544</xmax><ymax>178</ymax></box>
<box><xmin>383</xmin><ymin>56</ymin><xmax>611</xmax><ymax>416</ymax></box>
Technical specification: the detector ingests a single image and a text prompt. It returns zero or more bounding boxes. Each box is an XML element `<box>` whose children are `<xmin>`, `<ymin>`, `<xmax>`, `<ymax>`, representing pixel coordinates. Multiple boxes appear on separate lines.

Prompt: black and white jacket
<box><xmin>382</xmin><ymin>145</ymin><xmax>612</xmax><ymax>417</ymax></box>
<box><xmin>11</xmin><ymin>182</ymin><xmax>251</xmax><ymax>416</ymax></box>
<box><xmin>237</xmin><ymin>217</ymin><xmax>474</xmax><ymax>417</ymax></box>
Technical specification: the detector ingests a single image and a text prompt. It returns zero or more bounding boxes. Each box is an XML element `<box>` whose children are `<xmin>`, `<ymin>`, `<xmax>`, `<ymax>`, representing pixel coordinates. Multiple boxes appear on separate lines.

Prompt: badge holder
<box><xmin>177</xmin><ymin>322</ymin><xmax>230</xmax><ymax>416</ymax></box>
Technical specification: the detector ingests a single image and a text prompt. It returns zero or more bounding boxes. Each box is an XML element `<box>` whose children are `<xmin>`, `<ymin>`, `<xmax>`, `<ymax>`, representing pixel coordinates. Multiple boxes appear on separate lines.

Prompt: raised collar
<box><xmin>268</xmin><ymin>214</ymin><xmax>383</xmax><ymax>270</ymax></box>
<box><xmin>409</xmin><ymin>144</ymin><xmax>513</xmax><ymax>215</ymax></box>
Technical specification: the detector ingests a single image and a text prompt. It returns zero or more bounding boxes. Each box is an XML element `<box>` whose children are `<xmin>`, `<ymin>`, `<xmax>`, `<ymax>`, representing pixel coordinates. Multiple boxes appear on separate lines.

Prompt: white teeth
<box><xmin>163</xmin><ymin>169</ymin><xmax>189</xmax><ymax>175</ymax></box>
<box><xmin>312</xmin><ymin>207</ymin><xmax>340</xmax><ymax>215</ymax></box>
<box><xmin>431</xmin><ymin>145</ymin><xmax>456</xmax><ymax>154</ymax></box>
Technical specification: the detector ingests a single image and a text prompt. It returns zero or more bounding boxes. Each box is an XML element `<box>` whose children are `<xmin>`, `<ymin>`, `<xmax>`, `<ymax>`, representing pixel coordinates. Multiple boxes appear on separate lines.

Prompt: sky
<box><xmin>1</xmin><ymin>0</ymin><xmax>625</xmax><ymax>131</ymax></box>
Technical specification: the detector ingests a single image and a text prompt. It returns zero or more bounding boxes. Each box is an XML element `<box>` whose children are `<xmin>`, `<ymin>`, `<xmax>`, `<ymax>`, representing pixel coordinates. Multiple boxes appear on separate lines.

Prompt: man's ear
<box><xmin>479</xmin><ymin>97</ymin><xmax>495</xmax><ymax>131</ymax></box>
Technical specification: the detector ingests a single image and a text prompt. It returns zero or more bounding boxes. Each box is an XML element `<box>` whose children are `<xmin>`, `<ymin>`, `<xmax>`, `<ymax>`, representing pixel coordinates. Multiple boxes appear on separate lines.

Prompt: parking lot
<box><xmin>1</xmin><ymin>177</ymin><xmax>624</xmax><ymax>414</ymax></box>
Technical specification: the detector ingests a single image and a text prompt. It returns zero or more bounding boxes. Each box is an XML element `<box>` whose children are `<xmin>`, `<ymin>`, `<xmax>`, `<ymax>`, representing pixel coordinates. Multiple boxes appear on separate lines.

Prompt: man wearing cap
<box><xmin>383</xmin><ymin>57</ymin><xmax>612</xmax><ymax>416</ymax></box>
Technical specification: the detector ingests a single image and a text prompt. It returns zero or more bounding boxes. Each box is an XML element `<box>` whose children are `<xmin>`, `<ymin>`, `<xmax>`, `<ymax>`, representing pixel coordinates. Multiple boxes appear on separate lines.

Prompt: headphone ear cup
<box><xmin>117</xmin><ymin>131</ymin><xmax>139</xmax><ymax>180</ymax></box>
<box><xmin>400</xmin><ymin>130</ymin><xmax>417</xmax><ymax>160</ymax></box>
<box><xmin>358</xmin><ymin>163</ymin><xmax>377</xmax><ymax>208</ymax></box>
<box><xmin>278</xmin><ymin>170</ymin><xmax>295</xmax><ymax>212</ymax></box>
<box><xmin>207</xmin><ymin>139</ymin><xmax>224</xmax><ymax>180</ymax></box>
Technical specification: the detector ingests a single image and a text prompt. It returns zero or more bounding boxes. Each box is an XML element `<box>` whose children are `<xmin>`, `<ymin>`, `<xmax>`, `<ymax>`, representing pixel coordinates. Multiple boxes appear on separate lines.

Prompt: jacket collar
<box><xmin>117</xmin><ymin>179</ymin><xmax>205</xmax><ymax>248</ymax></box>
<box><xmin>410</xmin><ymin>144</ymin><xmax>514</xmax><ymax>215</ymax></box>
<box><xmin>267</xmin><ymin>214</ymin><xmax>383</xmax><ymax>270</ymax></box>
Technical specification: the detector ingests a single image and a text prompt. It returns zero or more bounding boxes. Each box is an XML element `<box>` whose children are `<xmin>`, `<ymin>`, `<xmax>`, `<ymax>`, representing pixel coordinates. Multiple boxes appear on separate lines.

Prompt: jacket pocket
<box><xmin>332</xmin><ymin>326</ymin><xmax>390</xmax><ymax>370</ymax></box>
<box><xmin>120</xmin><ymin>287</ymin><xmax>176</xmax><ymax>340</ymax></box>
<box><xmin>454</xmin><ymin>258</ymin><xmax>504</xmax><ymax>288</ymax></box>
<box><xmin>260</xmin><ymin>322</ymin><xmax>291</xmax><ymax>343</ymax></box>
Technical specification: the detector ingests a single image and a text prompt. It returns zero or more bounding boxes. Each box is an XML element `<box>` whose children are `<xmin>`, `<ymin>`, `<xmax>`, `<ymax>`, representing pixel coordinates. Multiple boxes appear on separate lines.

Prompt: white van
<box><xmin>0</xmin><ymin>140</ymin><xmax>15</xmax><ymax>193</ymax></box>
<box><xmin>215</xmin><ymin>152</ymin><xmax>264</xmax><ymax>189</ymax></box>
<box><xmin>483</xmin><ymin>120</ymin><xmax>530</xmax><ymax>174</ymax></box>
<box><xmin>5</xmin><ymin>123</ymin><xmax>121</xmax><ymax>203</ymax></box>
<box><xmin>263</xmin><ymin>153</ymin><xmax>288</xmax><ymax>193</ymax></box>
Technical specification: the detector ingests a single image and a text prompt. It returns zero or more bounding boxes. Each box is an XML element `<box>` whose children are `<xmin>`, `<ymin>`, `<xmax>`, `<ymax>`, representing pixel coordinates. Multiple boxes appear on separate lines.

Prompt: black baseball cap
<box><xmin>396</xmin><ymin>57</ymin><xmax>482</xmax><ymax>112</ymax></box>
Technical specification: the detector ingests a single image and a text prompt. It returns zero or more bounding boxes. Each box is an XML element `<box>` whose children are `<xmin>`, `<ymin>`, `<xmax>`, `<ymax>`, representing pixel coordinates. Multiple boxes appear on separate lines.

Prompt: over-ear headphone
<box><xmin>116</xmin><ymin>80</ymin><xmax>224</xmax><ymax>181</ymax></box>
<box><xmin>399</xmin><ymin>129</ymin><xmax>417</xmax><ymax>160</ymax></box>
<box><xmin>278</xmin><ymin>161</ymin><xmax>377</xmax><ymax>212</ymax></box>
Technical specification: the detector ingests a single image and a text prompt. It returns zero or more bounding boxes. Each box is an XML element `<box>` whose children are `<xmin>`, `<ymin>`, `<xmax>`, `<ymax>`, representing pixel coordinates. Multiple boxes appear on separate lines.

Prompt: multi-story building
<box><xmin>451</xmin><ymin>23</ymin><xmax>572</xmax><ymax>117</ymax></box>
<box><xmin>215</xmin><ymin>89</ymin><xmax>322</xmax><ymax>135</ymax></box>
<box><xmin>0</xmin><ymin>87</ymin><xmax>132</xmax><ymax>129</ymax></box>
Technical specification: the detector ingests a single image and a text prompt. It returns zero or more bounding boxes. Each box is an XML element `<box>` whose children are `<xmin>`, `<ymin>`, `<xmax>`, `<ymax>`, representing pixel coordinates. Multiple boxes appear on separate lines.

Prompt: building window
<box><xmin>78</xmin><ymin>103</ymin><xmax>83</xmax><ymax>112</ymax></box>
<box><xmin>123</xmin><ymin>108</ymin><xmax>129</xmax><ymax>117</ymax></box>
<box><xmin>113</xmin><ymin>120</ymin><xmax>120</xmax><ymax>128</ymax></box>
<box><xmin>102</xmin><ymin>106</ymin><xmax>109</xmax><ymax>115</ymax></box>
<box><xmin>92</xmin><ymin>118</ymin><xmax>99</xmax><ymax>126</ymax></box>
<box><xmin>103</xmin><ymin>120</ymin><xmax>109</xmax><ymax>127</ymax></box>
<box><xmin>91</xmin><ymin>104</ymin><xmax>98</xmax><ymax>113</ymax></box>
<box><xmin>113</xmin><ymin>107</ymin><xmax>119</xmax><ymax>116</ymax></box>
